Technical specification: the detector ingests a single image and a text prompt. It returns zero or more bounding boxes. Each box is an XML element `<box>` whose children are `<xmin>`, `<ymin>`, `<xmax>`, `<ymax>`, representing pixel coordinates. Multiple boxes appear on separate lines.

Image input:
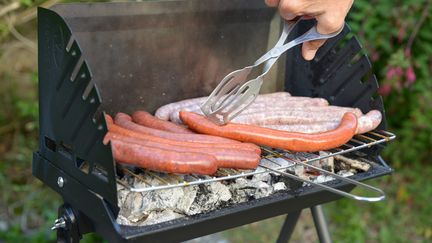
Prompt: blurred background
<box><xmin>0</xmin><ymin>0</ymin><xmax>431</xmax><ymax>242</ymax></box>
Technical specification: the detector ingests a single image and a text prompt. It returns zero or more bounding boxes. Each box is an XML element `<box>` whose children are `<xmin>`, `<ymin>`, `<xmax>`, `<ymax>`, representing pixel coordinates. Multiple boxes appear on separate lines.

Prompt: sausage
<box><xmin>232</xmin><ymin>107</ymin><xmax>362</xmax><ymax>126</ymax></box>
<box><xmin>132</xmin><ymin>111</ymin><xmax>194</xmax><ymax>134</ymax></box>
<box><xmin>356</xmin><ymin>110</ymin><xmax>382</xmax><ymax>134</ymax></box>
<box><xmin>109</xmin><ymin>138</ymin><xmax>217</xmax><ymax>175</ymax></box>
<box><xmin>106</xmin><ymin>132</ymin><xmax>260</xmax><ymax>169</ymax></box>
<box><xmin>264</xmin><ymin>122</ymin><xmax>339</xmax><ymax>134</ymax></box>
<box><xmin>106</xmin><ymin>120</ymin><xmax>261</xmax><ymax>154</ymax></box>
<box><xmin>115</xmin><ymin>113</ymin><xmax>239</xmax><ymax>144</ymax></box>
<box><xmin>180</xmin><ymin>111</ymin><xmax>358</xmax><ymax>152</ymax></box>
<box><xmin>155</xmin><ymin>96</ymin><xmax>208</xmax><ymax>121</ymax></box>
<box><xmin>236</xmin><ymin>106</ymin><xmax>361</xmax><ymax>119</ymax></box>
<box><xmin>169</xmin><ymin>96</ymin><xmax>330</xmax><ymax>124</ymax></box>
<box><xmin>264</xmin><ymin>110</ymin><xmax>382</xmax><ymax>135</ymax></box>
<box><xmin>155</xmin><ymin>92</ymin><xmax>292</xmax><ymax>121</ymax></box>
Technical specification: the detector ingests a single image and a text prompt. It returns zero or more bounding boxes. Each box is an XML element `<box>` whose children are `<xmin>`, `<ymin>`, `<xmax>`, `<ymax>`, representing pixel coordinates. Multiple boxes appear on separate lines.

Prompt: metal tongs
<box><xmin>201</xmin><ymin>18</ymin><xmax>343</xmax><ymax>125</ymax></box>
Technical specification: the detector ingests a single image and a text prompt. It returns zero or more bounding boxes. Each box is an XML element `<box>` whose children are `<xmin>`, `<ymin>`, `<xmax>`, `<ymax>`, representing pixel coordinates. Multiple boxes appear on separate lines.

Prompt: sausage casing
<box><xmin>106</xmin><ymin>132</ymin><xmax>260</xmax><ymax>169</ymax></box>
<box><xmin>106</xmin><ymin>116</ymin><xmax>261</xmax><ymax>154</ymax></box>
<box><xmin>180</xmin><ymin>111</ymin><xmax>358</xmax><ymax>152</ymax></box>
<box><xmin>109</xmin><ymin>138</ymin><xmax>218</xmax><ymax>175</ymax></box>
<box><xmin>115</xmin><ymin>113</ymin><xmax>237</xmax><ymax>144</ymax></box>
<box><xmin>132</xmin><ymin>111</ymin><xmax>194</xmax><ymax>134</ymax></box>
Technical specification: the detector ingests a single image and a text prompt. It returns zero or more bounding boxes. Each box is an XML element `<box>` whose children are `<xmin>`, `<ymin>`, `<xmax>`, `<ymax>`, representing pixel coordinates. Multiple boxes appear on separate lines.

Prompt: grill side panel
<box><xmin>36</xmin><ymin>7</ymin><xmax>118</xmax><ymax>213</ymax></box>
<box><xmin>284</xmin><ymin>21</ymin><xmax>387</xmax><ymax>156</ymax></box>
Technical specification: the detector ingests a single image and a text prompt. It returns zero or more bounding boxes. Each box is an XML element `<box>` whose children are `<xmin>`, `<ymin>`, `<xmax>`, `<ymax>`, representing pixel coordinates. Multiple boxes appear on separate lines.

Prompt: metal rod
<box><xmin>262</xmin><ymin>149</ymin><xmax>385</xmax><ymax>202</ymax></box>
<box><xmin>260</xmin><ymin>162</ymin><xmax>384</xmax><ymax>202</ymax></box>
<box><xmin>276</xmin><ymin>211</ymin><xmax>302</xmax><ymax>243</ymax></box>
<box><xmin>311</xmin><ymin>205</ymin><xmax>332</xmax><ymax>243</ymax></box>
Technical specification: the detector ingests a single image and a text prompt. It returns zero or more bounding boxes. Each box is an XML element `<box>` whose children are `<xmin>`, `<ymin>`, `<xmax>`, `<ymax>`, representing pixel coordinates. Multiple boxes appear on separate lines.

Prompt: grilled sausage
<box><xmin>155</xmin><ymin>92</ymin><xmax>292</xmax><ymax>121</ymax></box>
<box><xmin>106</xmin><ymin>119</ymin><xmax>261</xmax><ymax>154</ymax></box>
<box><xmin>264</xmin><ymin>122</ymin><xmax>339</xmax><ymax>134</ymax></box>
<box><xmin>109</xmin><ymin>138</ymin><xmax>217</xmax><ymax>175</ymax></box>
<box><xmin>132</xmin><ymin>111</ymin><xmax>194</xmax><ymax>134</ymax></box>
<box><xmin>169</xmin><ymin>96</ymin><xmax>330</xmax><ymax>124</ymax></box>
<box><xmin>232</xmin><ymin>107</ymin><xmax>362</xmax><ymax>126</ymax></box>
<box><xmin>115</xmin><ymin>113</ymin><xmax>238</xmax><ymax>144</ymax></box>
<box><xmin>356</xmin><ymin>110</ymin><xmax>382</xmax><ymax>134</ymax></box>
<box><xmin>180</xmin><ymin>111</ymin><xmax>358</xmax><ymax>152</ymax></box>
<box><xmin>105</xmin><ymin>132</ymin><xmax>260</xmax><ymax>169</ymax></box>
<box><xmin>263</xmin><ymin>110</ymin><xmax>382</xmax><ymax>134</ymax></box>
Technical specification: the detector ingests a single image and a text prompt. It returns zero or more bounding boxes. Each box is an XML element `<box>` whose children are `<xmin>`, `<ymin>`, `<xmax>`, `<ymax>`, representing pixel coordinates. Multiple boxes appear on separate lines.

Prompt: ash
<box><xmin>117</xmin><ymin>154</ymin><xmax>371</xmax><ymax>226</ymax></box>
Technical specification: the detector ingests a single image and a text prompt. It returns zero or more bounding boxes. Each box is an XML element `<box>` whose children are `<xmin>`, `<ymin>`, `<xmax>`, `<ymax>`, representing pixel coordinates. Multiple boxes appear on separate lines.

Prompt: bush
<box><xmin>348</xmin><ymin>0</ymin><xmax>432</xmax><ymax>166</ymax></box>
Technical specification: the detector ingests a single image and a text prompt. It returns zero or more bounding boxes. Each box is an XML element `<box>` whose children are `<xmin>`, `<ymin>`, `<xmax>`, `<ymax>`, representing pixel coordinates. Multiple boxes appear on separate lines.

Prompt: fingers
<box><xmin>302</xmin><ymin>39</ymin><xmax>326</xmax><ymax>61</ymax></box>
<box><xmin>278</xmin><ymin>0</ymin><xmax>309</xmax><ymax>20</ymax></box>
<box><xmin>264</xmin><ymin>0</ymin><xmax>279</xmax><ymax>7</ymax></box>
<box><xmin>269</xmin><ymin>0</ymin><xmax>353</xmax><ymax>60</ymax></box>
<box><xmin>315</xmin><ymin>14</ymin><xmax>345</xmax><ymax>34</ymax></box>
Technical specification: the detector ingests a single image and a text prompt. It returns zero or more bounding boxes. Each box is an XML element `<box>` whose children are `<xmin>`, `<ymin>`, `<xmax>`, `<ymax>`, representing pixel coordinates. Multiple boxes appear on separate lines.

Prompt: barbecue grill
<box><xmin>32</xmin><ymin>1</ymin><xmax>395</xmax><ymax>242</ymax></box>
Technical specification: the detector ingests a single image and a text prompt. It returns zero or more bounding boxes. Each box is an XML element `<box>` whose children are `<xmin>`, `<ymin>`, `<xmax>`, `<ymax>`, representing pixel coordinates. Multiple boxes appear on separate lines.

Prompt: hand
<box><xmin>265</xmin><ymin>0</ymin><xmax>354</xmax><ymax>60</ymax></box>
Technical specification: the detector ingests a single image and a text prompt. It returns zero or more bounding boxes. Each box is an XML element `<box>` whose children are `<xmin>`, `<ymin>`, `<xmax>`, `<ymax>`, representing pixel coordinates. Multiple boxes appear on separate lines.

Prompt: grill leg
<box><xmin>276</xmin><ymin>210</ymin><xmax>302</xmax><ymax>243</ymax></box>
<box><xmin>311</xmin><ymin>205</ymin><xmax>332</xmax><ymax>243</ymax></box>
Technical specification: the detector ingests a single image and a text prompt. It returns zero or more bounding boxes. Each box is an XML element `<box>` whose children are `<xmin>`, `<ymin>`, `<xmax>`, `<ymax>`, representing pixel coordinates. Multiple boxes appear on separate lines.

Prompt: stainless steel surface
<box><xmin>51</xmin><ymin>217</ymin><xmax>66</xmax><ymax>230</ymax></box>
<box><xmin>311</xmin><ymin>205</ymin><xmax>333</xmax><ymax>243</ymax></box>
<box><xmin>201</xmin><ymin>18</ymin><xmax>343</xmax><ymax>124</ymax></box>
<box><xmin>50</xmin><ymin>0</ymin><xmax>275</xmax><ymax>115</ymax></box>
<box><xmin>118</xmin><ymin>130</ymin><xmax>395</xmax><ymax>202</ymax></box>
<box><xmin>57</xmin><ymin>176</ymin><xmax>64</xmax><ymax>188</ymax></box>
<box><xmin>262</xmin><ymin>147</ymin><xmax>385</xmax><ymax>202</ymax></box>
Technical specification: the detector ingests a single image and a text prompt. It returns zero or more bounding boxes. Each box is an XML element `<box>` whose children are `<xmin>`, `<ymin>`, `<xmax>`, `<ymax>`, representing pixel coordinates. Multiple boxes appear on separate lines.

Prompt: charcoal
<box><xmin>253</xmin><ymin>181</ymin><xmax>274</xmax><ymax>199</ymax></box>
<box><xmin>335</xmin><ymin>155</ymin><xmax>371</xmax><ymax>171</ymax></box>
<box><xmin>273</xmin><ymin>182</ymin><xmax>287</xmax><ymax>191</ymax></box>
<box><xmin>176</xmin><ymin>186</ymin><xmax>199</xmax><ymax>214</ymax></box>
<box><xmin>190</xmin><ymin>182</ymin><xmax>232</xmax><ymax>214</ymax></box>
<box><xmin>118</xmin><ymin>156</ymin><xmax>366</xmax><ymax>226</ymax></box>
<box><xmin>140</xmin><ymin>188</ymin><xmax>184</xmax><ymax>212</ymax></box>
<box><xmin>138</xmin><ymin>210</ymin><xmax>184</xmax><ymax>226</ymax></box>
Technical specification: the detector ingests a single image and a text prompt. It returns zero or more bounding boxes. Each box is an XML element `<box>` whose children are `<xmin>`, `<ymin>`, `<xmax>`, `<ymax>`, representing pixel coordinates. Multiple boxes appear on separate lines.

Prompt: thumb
<box><xmin>302</xmin><ymin>39</ymin><xmax>326</xmax><ymax>61</ymax></box>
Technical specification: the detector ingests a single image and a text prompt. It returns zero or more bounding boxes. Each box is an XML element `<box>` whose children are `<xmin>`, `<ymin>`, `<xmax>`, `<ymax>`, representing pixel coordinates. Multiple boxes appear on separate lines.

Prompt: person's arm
<box><xmin>265</xmin><ymin>0</ymin><xmax>354</xmax><ymax>60</ymax></box>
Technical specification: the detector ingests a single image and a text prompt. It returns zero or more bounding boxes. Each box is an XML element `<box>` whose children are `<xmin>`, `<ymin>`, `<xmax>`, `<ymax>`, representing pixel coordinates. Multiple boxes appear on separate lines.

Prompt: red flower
<box><xmin>405</xmin><ymin>66</ymin><xmax>416</xmax><ymax>86</ymax></box>
<box><xmin>378</xmin><ymin>83</ymin><xmax>392</xmax><ymax>96</ymax></box>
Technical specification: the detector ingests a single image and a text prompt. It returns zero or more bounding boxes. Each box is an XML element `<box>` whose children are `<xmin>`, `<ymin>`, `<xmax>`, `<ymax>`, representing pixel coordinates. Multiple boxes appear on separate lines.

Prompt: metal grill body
<box><xmin>33</xmin><ymin>1</ymin><xmax>393</xmax><ymax>242</ymax></box>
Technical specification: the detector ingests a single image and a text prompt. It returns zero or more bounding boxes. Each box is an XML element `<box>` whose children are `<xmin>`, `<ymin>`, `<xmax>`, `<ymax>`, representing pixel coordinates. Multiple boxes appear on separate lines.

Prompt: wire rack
<box><xmin>117</xmin><ymin>130</ymin><xmax>395</xmax><ymax>202</ymax></box>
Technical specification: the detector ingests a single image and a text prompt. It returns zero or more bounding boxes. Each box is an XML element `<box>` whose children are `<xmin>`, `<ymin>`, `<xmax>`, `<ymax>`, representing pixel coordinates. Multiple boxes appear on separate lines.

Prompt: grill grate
<box><xmin>117</xmin><ymin>130</ymin><xmax>395</xmax><ymax>201</ymax></box>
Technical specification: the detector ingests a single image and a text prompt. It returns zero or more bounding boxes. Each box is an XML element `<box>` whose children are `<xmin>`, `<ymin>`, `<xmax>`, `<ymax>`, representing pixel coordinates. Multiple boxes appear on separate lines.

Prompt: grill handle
<box><xmin>261</xmin><ymin>148</ymin><xmax>386</xmax><ymax>202</ymax></box>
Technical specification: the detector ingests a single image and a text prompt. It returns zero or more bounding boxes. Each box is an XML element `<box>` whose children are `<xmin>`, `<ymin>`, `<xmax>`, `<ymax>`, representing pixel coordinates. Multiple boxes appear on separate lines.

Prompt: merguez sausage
<box><xmin>106</xmin><ymin>119</ymin><xmax>261</xmax><ymax>154</ymax></box>
<box><xmin>180</xmin><ymin>111</ymin><xmax>358</xmax><ymax>152</ymax></box>
<box><xmin>114</xmin><ymin>113</ymin><xmax>238</xmax><ymax>144</ymax></box>
<box><xmin>109</xmin><ymin>138</ymin><xmax>218</xmax><ymax>175</ymax></box>
<box><xmin>105</xmin><ymin>132</ymin><xmax>260</xmax><ymax>169</ymax></box>
<box><xmin>132</xmin><ymin>111</ymin><xmax>195</xmax><ymax>134</ymax></box>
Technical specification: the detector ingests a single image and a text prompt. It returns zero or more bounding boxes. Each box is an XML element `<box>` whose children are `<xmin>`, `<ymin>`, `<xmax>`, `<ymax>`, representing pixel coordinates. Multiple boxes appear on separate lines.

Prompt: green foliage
<box><xmin>347</xmin><ymin>0</ymin><xmax>432</xmax><ymax>166</ymax></box>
